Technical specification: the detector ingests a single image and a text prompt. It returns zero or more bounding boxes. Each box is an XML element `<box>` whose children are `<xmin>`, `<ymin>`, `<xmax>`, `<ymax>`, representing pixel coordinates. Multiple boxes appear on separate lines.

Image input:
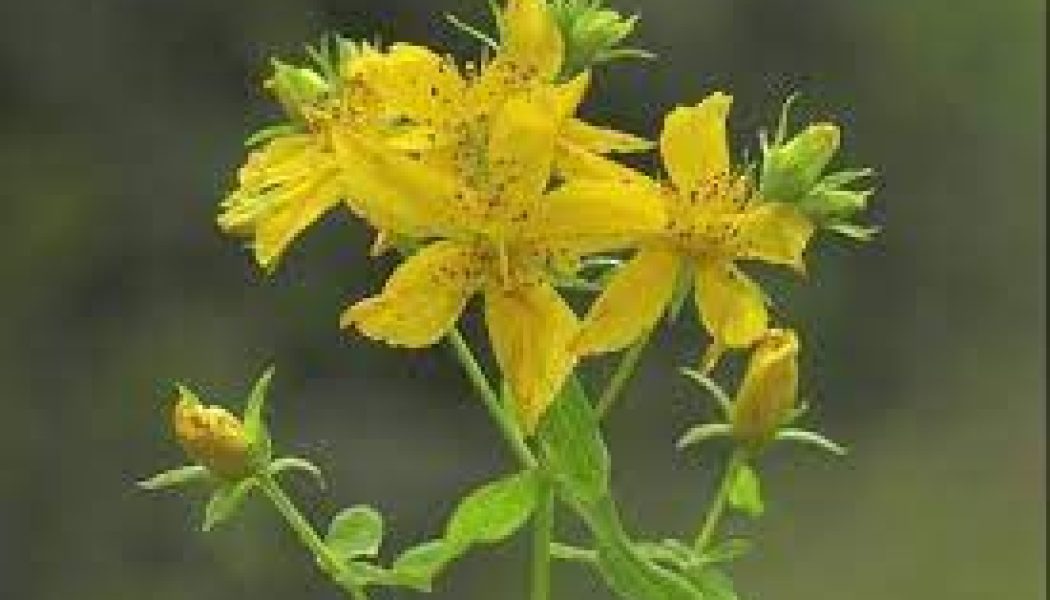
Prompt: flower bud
<box><xmin>265</xmin><ymin>59</ymin><xmax>329</xmax><ymax>122</ymax></box>
<box><xmin>549</xmin><ymin>0</ymin><xmax>651</xmax><ymax>77</ymax></box>
<box><xmin>173</xmin><ymin>390</ymin><xmax>253</xmax><ymax>479</ymax></box>
<box><xmin>731</xmin><ymin>329</ymin><xmax>800</xmax><ymax>449</ymax></box>
<box><xmin>761</xmin><ymin>123</ymin><xmax>841</xmax><ymax>204</ymax></box>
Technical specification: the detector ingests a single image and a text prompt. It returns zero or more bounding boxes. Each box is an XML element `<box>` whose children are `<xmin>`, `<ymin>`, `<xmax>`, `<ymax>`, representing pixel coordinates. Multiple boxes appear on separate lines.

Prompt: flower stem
<box><xmin>693</xmin><ymin>449</ymin><xmax>746</xmax><ymax>553</ymax></box>
<box><xmin>446</xmin><ymin>328</ymin><xmax>537</xmax><ymax>468</ymax></box>
<box><xmin>531</xmin><ymin>482</ymin><xmax>555</xmax><ymax>600</ymax></box>
<box><xmin>257</xmin><ymin>474</ymin><xmax>367</xmax><ymax>600</ymax></box>
<box><xmin>597</xmin><ymin>329</ymin><xmax>653</xmax><ymax>418</ymax></box>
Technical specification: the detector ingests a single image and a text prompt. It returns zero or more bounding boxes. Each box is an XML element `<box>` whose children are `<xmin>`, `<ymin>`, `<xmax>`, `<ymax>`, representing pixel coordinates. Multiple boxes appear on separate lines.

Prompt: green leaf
<box><xmin>266</xmin><ymin>456</ymin><xmax>326</xmax><ymax>489</ymax></box>
<box><xmin>536</xmin><ymin>377</ymin><xmax>610</xmax><ymax>504</ymax></box>
<box><xmin>326</xmin><ymin>506</ymin><xmax>384</xmax><ymax>561</ymax></box>
<box><xmin>776</xmin><ymin>428</ymin><xmax>848</xmax><ymax>456</ymax></box>
<box><xmin>727</xmin><ymin>464</ymin><xmax>764</xmax><ymax>518</ymax></box>
<box><xmin>137</xmin><ymin>465</ymin><xmax>210</xmax><ymax>491</ymax></box>
<box><xmin>445</xmin><ymin>470</ymin><xmax>539</xmax><ymax>549</ymax></box>
<box><xmin>390</xmin><ymin>540</ymin><xmax>456</xmax><ymax>592</ymax></box>
<box><xmin>202</xmin><ymin>479</ymin><xmax>255</xmax><ymax>532</ymax></box>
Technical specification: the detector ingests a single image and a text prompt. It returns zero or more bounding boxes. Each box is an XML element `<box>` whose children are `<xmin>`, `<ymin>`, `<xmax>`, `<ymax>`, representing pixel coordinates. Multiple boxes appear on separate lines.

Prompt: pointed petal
<box><xmin>341</xmin><ymin>241</ymin><xmax>481</xmax><ymax>347</ymax></box>
<box><xmin>487</xmin><ymin>90</ymin><xmax>559</xmax><ymax>219</ymax></box>
<box><xmin>528</xmin><ymin>180</ymin><xmax>666</xmax><ymax>253</ymax></box>
<box><xmin>501</xmin><ymin>0</ymin><xmax>564</xmax><ymax>81</ymax></box>
<box><xmin>660</xmin><ymin>92</ymin><xmax>733</xmax><ymax>192</ymax></box>
<box><xmin>736</xmin><ymin>202</ymin><xmax>815</xmax><ymax>271</ymax></box>
<box><xmin>219</xmin><ymin>134</ymin><xmax>343</xmax><ymax>270</ymax></box>
<box><xmin>485</xmin><ymin>281</ymin><xmax>579</xmax><ymax>432</ymax></box>
<box><xmin>553</xmin><ymin>141</ymin><xmax>657</xmax><ymax>184</ymax></box>
<box><xmin>694</xmin><ymin>260</ymin><xmax>768</xmax><ymax>351</ymax></box>
<box><xmin>334</xmin><ymin>132</ymin><xmax>482</xmax><ymax>238</ymax></box>
<box><xmin>561</xmin><ymin>119</ymin><xmax>654</xmax><ymax>155</ymax></box>
<box><xmin>573</xmin><ymin>249</ymin><xmax>680</xmax><ymax>355</ymax></box>
<box><xmin>350</xmin><ymin>43</ymin><xmax>467</xmax><ymax>132</ymax></box>
<box><xmin>554</xmin><ymin>72</ymin><xmax>591</xmax><ymax>120</ymax></box>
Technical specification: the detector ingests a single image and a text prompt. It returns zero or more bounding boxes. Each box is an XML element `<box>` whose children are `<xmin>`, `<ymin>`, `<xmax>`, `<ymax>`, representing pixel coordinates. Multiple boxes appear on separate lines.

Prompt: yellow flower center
<box><xmin>664</xmin><ymin>170</ymin><xmax>754</xmax><ymax>259</ymax></box>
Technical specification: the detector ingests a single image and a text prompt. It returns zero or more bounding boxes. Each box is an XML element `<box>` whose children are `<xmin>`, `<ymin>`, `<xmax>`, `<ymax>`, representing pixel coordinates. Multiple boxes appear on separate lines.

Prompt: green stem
<box><xmin>531</xmin><ymin>482</ymin><xmax>555</xmax><ymax>600</ymax></box>
<box><xmin>257</xmin><ymin>474</ymin><xmax>367</xmax><ymax>600</ymax></box>
<box><xmin>693</xmin><ymin>449</ymin><xmax>746</xmax><ymax>553</ymax></box>
<box><xmin>446</xmin><ymin>328</ymin><xmax>537</xmax><ymax>468</ymax></box>
<box><xmin>597</xmin><ymin>330</ymin><xmax>654</xmax><ymax>418</ymax></box>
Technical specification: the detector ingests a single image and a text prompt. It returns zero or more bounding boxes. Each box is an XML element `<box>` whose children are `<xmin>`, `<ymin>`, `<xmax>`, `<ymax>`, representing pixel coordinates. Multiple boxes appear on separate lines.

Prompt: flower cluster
<box><xmin>143</xmin><ymin>2</ymin><xmax>876</xmax><ymax>598</ymax></box>
<box><xmin>219</xmin><ymin>0</ymin><xmax>872</xmax><ymax>435</ymax></box>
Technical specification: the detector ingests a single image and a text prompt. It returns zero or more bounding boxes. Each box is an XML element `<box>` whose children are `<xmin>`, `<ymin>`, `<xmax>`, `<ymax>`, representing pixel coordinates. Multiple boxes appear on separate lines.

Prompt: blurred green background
<box><xmin>0</xmin><ymin>0</ymin><xmax>1044</xmax><ymax>598</ymax></box>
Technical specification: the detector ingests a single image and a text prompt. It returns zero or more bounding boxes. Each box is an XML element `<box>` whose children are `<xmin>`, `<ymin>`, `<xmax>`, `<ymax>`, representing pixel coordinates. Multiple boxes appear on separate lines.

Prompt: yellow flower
<box><xmin>217</xmin><ymin>43</ymin><xmax>452</xmax><ymax>270</ymax></box>
<box><xmin>573</xmin><ymin>92</ymin><xmax>815</xmax><ymax>369</ymax></box>
<box><xmin>337</xmin><ymin>84</ymin><xmax>662</xmax><ymax>433</ymax></box>
<box><xmin>731</xmin><ymin>328</ymin><xmax>800</xmax><ymax>448</ymax></box>
<box><xmin>220</xmin><ymin>1</ymin><xmax>648</xmax><ymax>271</ymax></box>
<box><xmin>173</xmin><ymin>388</ymin><xmax>253</xmax><ymax>479</ymax></box>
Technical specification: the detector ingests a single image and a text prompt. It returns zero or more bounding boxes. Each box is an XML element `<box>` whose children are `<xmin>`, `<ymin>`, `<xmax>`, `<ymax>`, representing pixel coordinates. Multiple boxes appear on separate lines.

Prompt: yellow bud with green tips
<box><xmin>172</xmin><ymin>387</ymin><xmax>254</xmax><ymax>480</ymax></box>
<box><xmin>731</xmin><ymin>328</ymin><xmax>800</xmax><ymax>449</ymax></box>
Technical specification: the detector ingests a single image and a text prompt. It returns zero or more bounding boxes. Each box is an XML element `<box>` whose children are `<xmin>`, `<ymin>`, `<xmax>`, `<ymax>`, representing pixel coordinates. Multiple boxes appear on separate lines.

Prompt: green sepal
<box><xmin>326</xmin><ymin>506</ymin><xmax>384</xmax><ymax>561</ymax></box>
<box><xmin>536</xmin><ymin>377</ymin><xmax>610</xmax><ymax>505</ymax></box>
<box><xmin>445</xmin><ymin>469</ymin><xmax>540</xmax><ymax>550</ymax></box>
<box><xmin>244</xmin><ymin>123</ymin><xmax>300</xmax><ymax>148</ymax></box>
<box><xmin>137</xmin><ymin>465</ymin><xmax>211</xmax><ymax>491</ymax></box>
<box><xmin>677</xmin><ymin>423</ymin><xmax>734</xmax><ymax>450</ymax></box>
<box><xmin>680</xmin><ymin>368</ymin><xmax>733</xmax><ymax>418</ymax></box>
<box><xmin>175</xmin><ymin>383</ymin><xmax>202</xmax><ymax>406</ymax></box>
<box><xmin>241</xmin><ymin>363</ymin><xmax>275</xmax><ymax>458</ymax></box>
<box><xmin>265</xmin><ymin>456</ymin><xmax>326</xmax><ymax>490</ymax></box>
<box><xmin>202</xmin><ymin>478</ymin><xmax>255</xmax><ymax>532</ymax></box>
<box><xmin>827</xmin><ymin>221</ymin><xmax>881</xmax><ymax>241</ymax></box>
<box><xmin>699</xmin><ymin>537</ymin><xmax>753</xmax><ymax>565</ymax></box>
<box><xmin>665</xmin><ymin>262</ymin><xmax>694</xmax><ymax>324</ymax></box>
<box><xmin>776</xmin><ymin>428</ymin><xmax>848</xmax><ymax>456</ymax></box>
<box><xmin>727</xmin><ymin>464</ymin><xmax>764</xmax><ymax>518</ymax></box>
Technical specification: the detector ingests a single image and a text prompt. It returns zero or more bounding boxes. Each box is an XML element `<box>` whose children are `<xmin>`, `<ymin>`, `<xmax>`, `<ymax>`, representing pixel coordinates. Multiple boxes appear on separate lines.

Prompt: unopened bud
<box><xmin>265</xmin><ymin>60</ymin><xmax>329</xmax><ymax>121</ymax></box>
<box><xmin>761</xmin><ymin>123</ymin><xmax>840</xmax><ymax>204</ymax></box>
<box><xmin>173</xmin><ymin>390</ymin><xmax>253</xmax><ymax>479</ymax></box>
<box><xmin>549</xmin><ymin>0</ymin><xmax>651</xmax><ymax>77</ymax></box>
<box><xmin>731</xmin><ymin>329</ymin><xmax>800</xmax><ymax>449</ymax></box>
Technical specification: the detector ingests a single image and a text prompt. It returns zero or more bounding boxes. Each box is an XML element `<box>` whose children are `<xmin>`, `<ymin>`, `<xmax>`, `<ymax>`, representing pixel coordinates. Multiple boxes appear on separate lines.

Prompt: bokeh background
<box><xmin>0</xmin><ymin>0</ymin><xmax>1044</xmax><ymax>598</ymax></box>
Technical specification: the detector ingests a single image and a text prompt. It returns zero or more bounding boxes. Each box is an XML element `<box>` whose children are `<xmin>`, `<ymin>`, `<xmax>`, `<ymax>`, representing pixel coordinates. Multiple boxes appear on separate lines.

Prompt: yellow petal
<box><xmin>553</xmin><ymin>71</ymin><xmax>591</xmax><ymax>120</ymax></box>
<box><xmin>487</xmin><ymin>90</ymin><xmax>559</xmax><ymax>220</ymax></box>
<box><xmin>528</xmin><ymin>180</ymin><xmax>666</xmax><ymax>253</ymax></box>
<box><xmin>573</xmin><ymin>249</ymin><xmax>681</xmax><ymax>355</ymax></box>
<box><xmin>694</xmin><ymin>259</ymin><xmax>768</xmax><ymax>351</ymax></box>
<box><xmin>561</xmin><ymin>119</ymin><xmax>654</xmax><ymax>155</ymax></box>
<box><xmin>334</xmin><ymin>132</ymin><xmax>483</xmax><ymax>238</ymax></box>
<box><xmin>553</xmin><ymin>141</ymin><xmax>656</xmax><ymax>184</ymax></box>
<box><xmin>736</xmin><ymin>202</ymin><xmax>815</xmax><ymax>271</ymax></box>
<box><xmin>660</xmin><ymin>92</ymin><xmax>732</xmax><ymax>192</ymax></box>
<box><xmin>341</xmin><ymin>241</ymin><xmax>481</xmax><ymax>347</ymax></box>
<box><xmin>485</xmin><ymin>281</ymin><xmax>579</xmax><ymax>433</ymax></box>
<box><xmin>500</xmin><ymin>0</ymin><xmax>564</xmax><ymax>81</ymax></box>
<box><xmin>218</xmin><ymin>134</ymin><xmax>342</xmax><ymax>270</ymax></box>
<box><xmin>349</xmin><ymin>43</ymin><xmax>467</xmax><ymax>132</ymax></box>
